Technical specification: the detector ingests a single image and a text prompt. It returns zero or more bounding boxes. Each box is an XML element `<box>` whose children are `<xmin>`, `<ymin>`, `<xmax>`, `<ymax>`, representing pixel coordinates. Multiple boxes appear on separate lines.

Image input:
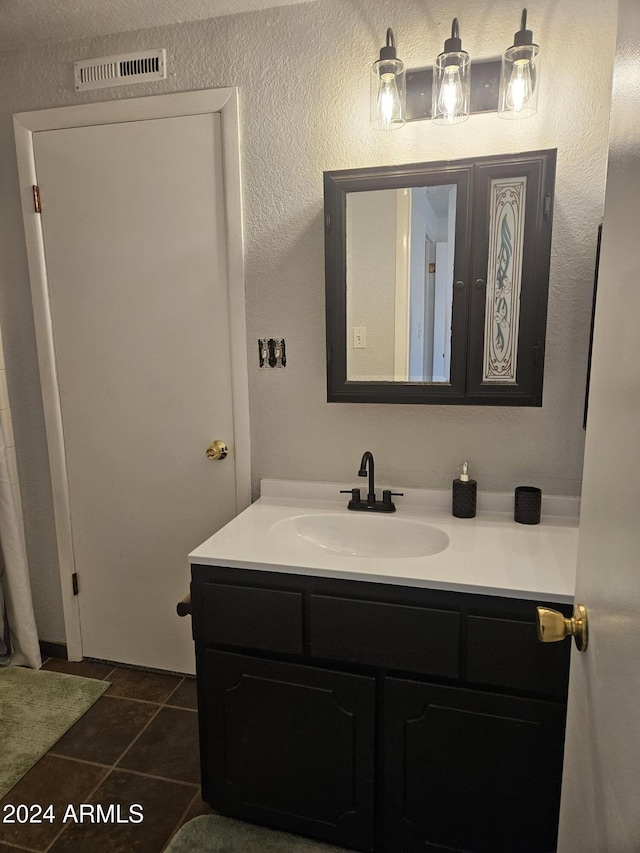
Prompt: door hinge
<box><xmin>533</xmin><ymin>343</ymin><xmax>542</xmax><ymax>365</ymax></box>
<box><xmin>543</xmin><ymin>192</ymin><xmax>552</xmax><ymax>219</ymax></box>
<box><xmin>72</xmin><ymin>572</ymin><xmax>79</xmax><ymax>596</ymax></box>
<box><xmin>33</xmin><ymin>185</ymin><xmax>41</xmax><ymax>214</ymax></box>
<box><xmin>325</xmin><ymin>212</ymin><xmax>332</xmax><ymax>231</ymax></box>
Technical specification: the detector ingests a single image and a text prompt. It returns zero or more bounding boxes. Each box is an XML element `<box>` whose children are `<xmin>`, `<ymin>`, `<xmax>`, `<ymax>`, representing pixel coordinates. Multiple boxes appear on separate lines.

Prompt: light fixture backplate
<box><xmin>405</xmin><ymin>58</ymin><xmax>501</xmax><ymax>121</ymax></box>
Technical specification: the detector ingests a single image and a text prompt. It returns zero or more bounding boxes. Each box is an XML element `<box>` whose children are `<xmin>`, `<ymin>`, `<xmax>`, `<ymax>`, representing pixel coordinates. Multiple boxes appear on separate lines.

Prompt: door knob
<box><xmin>536</xmin><ymin>603</ymin><xmax>588</xmax><ymax>652</ymax></box>
<box><xmin>206</xmin><ymin>440</ymin><xmax>228</xmax><ymax>461</ymax></box>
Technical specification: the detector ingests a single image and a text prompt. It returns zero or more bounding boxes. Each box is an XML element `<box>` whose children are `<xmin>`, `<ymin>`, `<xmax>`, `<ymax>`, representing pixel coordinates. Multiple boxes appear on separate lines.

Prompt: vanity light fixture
<box><xmin>432</xmin><ymin>18</ymin><xmax>470</xmax><ymax>125</ymax></box>
<box><xmin>370</xmin><ymin>28</ymin><xmax>406</xmax><ymax>131</ymax></box>
<box><xmin>498</xmin><ymin>9</ymin><xmax>540</xmax><ymax>119</ymax></box>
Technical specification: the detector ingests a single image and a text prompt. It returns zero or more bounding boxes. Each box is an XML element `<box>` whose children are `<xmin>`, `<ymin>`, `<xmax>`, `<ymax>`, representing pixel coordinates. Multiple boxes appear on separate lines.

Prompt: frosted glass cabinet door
<box><xmin>467</xmin><ymin>151</ymin><xmax>556</xmax><ymax>404</ymax></box>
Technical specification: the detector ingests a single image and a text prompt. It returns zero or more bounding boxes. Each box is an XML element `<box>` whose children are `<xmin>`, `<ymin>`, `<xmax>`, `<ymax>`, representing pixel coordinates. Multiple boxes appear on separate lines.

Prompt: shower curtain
<box><xmin>0</xmin><ymin>554</ymin><xmax>9</xmax><ymax>656</ymax></box>
<box><xmin>0</xmin><ymin>413</ymin><xmax>41</xmax><ymax>668</ymax></box>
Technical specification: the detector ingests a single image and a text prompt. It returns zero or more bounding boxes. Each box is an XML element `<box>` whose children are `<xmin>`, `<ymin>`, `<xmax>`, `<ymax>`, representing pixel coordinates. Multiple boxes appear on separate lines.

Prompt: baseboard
<box><xmin>39</xmin><ymin>640</ymin><xmax>67</xmax><ymax>660</ymax></box>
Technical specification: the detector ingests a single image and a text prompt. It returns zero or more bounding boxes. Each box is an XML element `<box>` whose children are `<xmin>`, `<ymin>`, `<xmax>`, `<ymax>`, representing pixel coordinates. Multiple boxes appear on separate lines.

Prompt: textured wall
<box><xmin>0</xmin><ymin>0</ymin><xmax>617</xmax><ymax>641</ymax></box>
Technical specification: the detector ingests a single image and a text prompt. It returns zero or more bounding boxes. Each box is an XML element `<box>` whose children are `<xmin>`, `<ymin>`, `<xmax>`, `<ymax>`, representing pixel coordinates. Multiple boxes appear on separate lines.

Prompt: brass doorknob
<box><xmin>536</xmin><ymin>603</ymin><xmax>588</xmax><ymax>652</ymax></box>
<box><xmin>206</xmin><ymin>440</ymin><xmax>228</xmax><ymax>461</ymax></box>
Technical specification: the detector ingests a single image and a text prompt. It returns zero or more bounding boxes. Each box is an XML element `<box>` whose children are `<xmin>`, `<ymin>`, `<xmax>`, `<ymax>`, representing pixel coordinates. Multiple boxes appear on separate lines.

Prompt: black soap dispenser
<box><xmin>452</xmin><ymin>461</ymin><xmax>477</xmax><ymax>518</ymax></box>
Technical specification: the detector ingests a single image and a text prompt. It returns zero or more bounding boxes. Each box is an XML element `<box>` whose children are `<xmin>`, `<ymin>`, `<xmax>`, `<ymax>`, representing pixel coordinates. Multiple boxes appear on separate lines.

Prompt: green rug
<box><xmin>166</xmin><ymin>815</ymin><xmax>352</xmax><ymax>852</ymax></box>
<box><xmin>0</xmin><ymin>666</ymin><xmax>109</xmax><ymax>798</ymax></box>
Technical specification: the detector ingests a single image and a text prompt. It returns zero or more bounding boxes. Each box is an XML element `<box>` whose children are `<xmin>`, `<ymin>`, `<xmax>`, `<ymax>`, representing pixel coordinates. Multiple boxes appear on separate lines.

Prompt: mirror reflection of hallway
<box><xmin>346</xmin><ymin>184</ymin><xmax>456</xmax><ymax>383</ymax></box>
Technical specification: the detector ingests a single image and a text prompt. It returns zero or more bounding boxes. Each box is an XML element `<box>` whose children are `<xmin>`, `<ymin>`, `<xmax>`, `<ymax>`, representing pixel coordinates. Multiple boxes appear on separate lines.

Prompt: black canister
<box><xmin>514</xmin><ymin>486</ymin><xmax>542</xmax><ymax>524</ymax></box>
<box><xmin>452</xmin><ymin>461</ymin><xmax>477</xmax><ymax>518</ymax></box>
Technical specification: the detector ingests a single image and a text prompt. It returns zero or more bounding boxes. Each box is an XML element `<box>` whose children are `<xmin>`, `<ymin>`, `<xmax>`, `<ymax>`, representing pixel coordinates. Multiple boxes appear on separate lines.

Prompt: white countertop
<box><xmin>189</xmin><ymin>480</ymin><xmax>579</xmax><ymax>604</ymax></box>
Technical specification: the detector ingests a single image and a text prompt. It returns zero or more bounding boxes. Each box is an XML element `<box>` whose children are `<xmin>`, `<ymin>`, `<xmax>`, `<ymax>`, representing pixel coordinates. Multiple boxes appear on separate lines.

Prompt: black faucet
<box><xmin>359</xmin><ymin>451</ymin><xmax>376</xmax><ymax>504</ymax></box>
<box><xmin>340</xmin><ymin>451</ymin><xmax>403</xmax><ymax>513</ymax></box>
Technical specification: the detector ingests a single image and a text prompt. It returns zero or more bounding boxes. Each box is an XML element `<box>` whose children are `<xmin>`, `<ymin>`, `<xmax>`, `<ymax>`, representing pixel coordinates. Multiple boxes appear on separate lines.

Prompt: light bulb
<box><xmin>377</xmin><ymin>73</ymin><xmax>402</xmax><ymax>130</ymax></box>
<box><xmin>498</xmin><ymin>10</ymin><xmax>540</xmax><ymax>119</ymax></box>
<box><xmin>506</xmin><ymin>58</ymin><xmax>533</xmax><ymax>113</ymax></box>
<box><xmin>437</xmin><ymin>66</ymin><xmax>464</xmax><ymax>121</ymax></box>
<box><xmin>370</xmin><ymin>29</ymin><xmax>406</xmax><ymax>131</ymax></box>
<box><xmin>432</xmin><ymin>20</ymin><xmax>470</xmax><ymax>125</ymax></box>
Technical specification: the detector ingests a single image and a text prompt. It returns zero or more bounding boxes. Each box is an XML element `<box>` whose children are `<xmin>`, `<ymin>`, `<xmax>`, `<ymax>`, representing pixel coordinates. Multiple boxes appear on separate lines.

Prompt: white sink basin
<box><xmin>268</xmin><ymin>512</ymin><xmax>450</xmax><ymax>559</ymax></box>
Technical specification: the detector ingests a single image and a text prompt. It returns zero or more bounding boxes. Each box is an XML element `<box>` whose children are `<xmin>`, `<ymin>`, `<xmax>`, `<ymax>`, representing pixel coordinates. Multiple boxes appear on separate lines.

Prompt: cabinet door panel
<box><xmin>467</xmin><ymin>150</ymin><xmax>556</xmax><ymax>405</ymax></box>
<box><xmin>203</xmin><ymin>650</ymin><xmax>375</xmax><ymax>851</ymax></box>
<box><xmin>384</xmin><ymin>678</ymin><xmax>565</xmax><ymax>853</ymax></box>
<box><xmin>324</xmin><ymin>161</ymin><xmax>473</xmax><ymax>403</ymax></box>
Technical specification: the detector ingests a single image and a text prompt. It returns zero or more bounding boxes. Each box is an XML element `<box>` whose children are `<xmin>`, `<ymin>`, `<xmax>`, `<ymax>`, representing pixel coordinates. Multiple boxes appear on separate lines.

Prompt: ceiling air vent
<box><xmin>74</xmin><ymin>49</ymin><xmax>167</xmax><ymax>91</ymax></box>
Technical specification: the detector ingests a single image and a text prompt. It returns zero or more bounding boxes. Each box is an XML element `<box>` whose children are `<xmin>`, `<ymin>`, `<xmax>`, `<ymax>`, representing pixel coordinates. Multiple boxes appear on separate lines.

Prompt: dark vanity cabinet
<box><xmin>191</xmin><ymin>565</ymin><xmax>570</xmax><ymax>853</ymax></box>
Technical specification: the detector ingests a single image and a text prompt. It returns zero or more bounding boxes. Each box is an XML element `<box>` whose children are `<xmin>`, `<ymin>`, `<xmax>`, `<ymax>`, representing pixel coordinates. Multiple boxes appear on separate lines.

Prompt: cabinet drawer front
<box><xmin>309</xmin><ymin>595</ymin><xmax>459</xmax><ymax>677</ymax></box>
<box><xmin>466</xmin><ymin>615</ymin><xmax>570</xmax><ymax>697</ymax></box>
<box><xmin>202</xmin><ymin>583</ymin><xmax>303</xmax><ymax>655</ymax></box>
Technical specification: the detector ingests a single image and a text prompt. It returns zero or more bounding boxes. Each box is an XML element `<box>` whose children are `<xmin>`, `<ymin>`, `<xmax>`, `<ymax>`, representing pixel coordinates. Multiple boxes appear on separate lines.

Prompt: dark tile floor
<box><xmin>0</xmin><ymin>659</ymin><xmax>214</xmax><ymax>852</ymax></box>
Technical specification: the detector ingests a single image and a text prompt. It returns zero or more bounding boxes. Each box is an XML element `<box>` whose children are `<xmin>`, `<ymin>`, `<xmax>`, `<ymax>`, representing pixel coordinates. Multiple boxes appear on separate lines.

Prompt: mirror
<box><xmin>324</xmin><ymin>150</ymin><xmax>556</xmax><ymax>406</ymax></box>
<box><xmin>346</xmin><ymin>184</ymin><xmax>457</xmax><ymax>383</ymax></box>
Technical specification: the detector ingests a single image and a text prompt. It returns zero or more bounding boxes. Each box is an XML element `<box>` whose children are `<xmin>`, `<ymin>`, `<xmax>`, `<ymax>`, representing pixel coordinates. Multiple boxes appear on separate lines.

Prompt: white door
<box><xmin>557</xmin><ymin>2</ymin><xmax>640</xmax><ymax>848</ymax></box>
<box><xmin>21</xmin><ymin>98</ymin><xmax>247</xmax><ymax>674</ymax></box>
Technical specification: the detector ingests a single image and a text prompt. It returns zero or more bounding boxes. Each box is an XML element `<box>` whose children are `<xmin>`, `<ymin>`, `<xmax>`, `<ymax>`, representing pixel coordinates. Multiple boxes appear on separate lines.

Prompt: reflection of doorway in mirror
<box><xmin>393</xmin><ymin>188</ymin><xmax>412</xmax><ymax>380</ymax></box>
<box><xmin>424</xmin><ymin>239</ymin><xmax>436</xmax><ymax>381</ymax></box>
<box><xmin>346</xmin><ymin>188</ymin><xmax>400</xmax><ymax>382</ymax></box>
<box><xmin>345</xmin><ymin>183</ymin><xmax>456</xmax><ymax>383</ymax></box>
<box><xmin>407</xmin><ymin>185</ymin><xmax>456</xmax><ymax>382</ymax></box>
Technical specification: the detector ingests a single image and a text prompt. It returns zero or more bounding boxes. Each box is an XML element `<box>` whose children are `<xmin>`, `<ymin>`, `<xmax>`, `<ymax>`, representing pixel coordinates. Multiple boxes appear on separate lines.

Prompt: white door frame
<box><xmin>13</xmin><ymin>89</ymin><xmax>251</xmax><ymax>661</ymax></box>
<box><xmin>393</xmin><ymin>189</ymin><xmax>411</xmax><ymax>381</ymax></box>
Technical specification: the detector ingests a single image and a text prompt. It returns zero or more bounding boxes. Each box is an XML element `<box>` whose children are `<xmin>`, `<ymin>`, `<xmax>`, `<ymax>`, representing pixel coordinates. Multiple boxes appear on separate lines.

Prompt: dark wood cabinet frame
<box><xmin>324</xmin><ymin>149</ymin><xmax>556</xmax><ymax>406</ymax></box>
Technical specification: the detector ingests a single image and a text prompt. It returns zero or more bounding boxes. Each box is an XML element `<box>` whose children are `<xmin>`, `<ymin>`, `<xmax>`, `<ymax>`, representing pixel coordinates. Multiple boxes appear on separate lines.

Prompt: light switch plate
<box><xmin>353</xmin><ymin>327</ymin><xmax>366</xmax><ymax>348</ymax></box>
<box><xmin>258</xmin><ymin>338</ymin><xmax>286</xmax><ymax>368</ymax></box>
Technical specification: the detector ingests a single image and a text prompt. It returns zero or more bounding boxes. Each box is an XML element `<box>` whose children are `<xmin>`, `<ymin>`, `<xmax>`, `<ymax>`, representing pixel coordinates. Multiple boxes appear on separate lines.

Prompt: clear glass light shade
<box><xmin>498</xmin><ymin>44</ymin><xmax>540</xmax><ymax>118</ymax></box>
<box><xmin>370</xmin><ymin>58</ymin><xmax>406</xmax><ymax>130</ymax></box>
<box><xmin>432</xmin><ymin>52</ymin><xmax>470</xmax><ymax>125</ymax></box>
